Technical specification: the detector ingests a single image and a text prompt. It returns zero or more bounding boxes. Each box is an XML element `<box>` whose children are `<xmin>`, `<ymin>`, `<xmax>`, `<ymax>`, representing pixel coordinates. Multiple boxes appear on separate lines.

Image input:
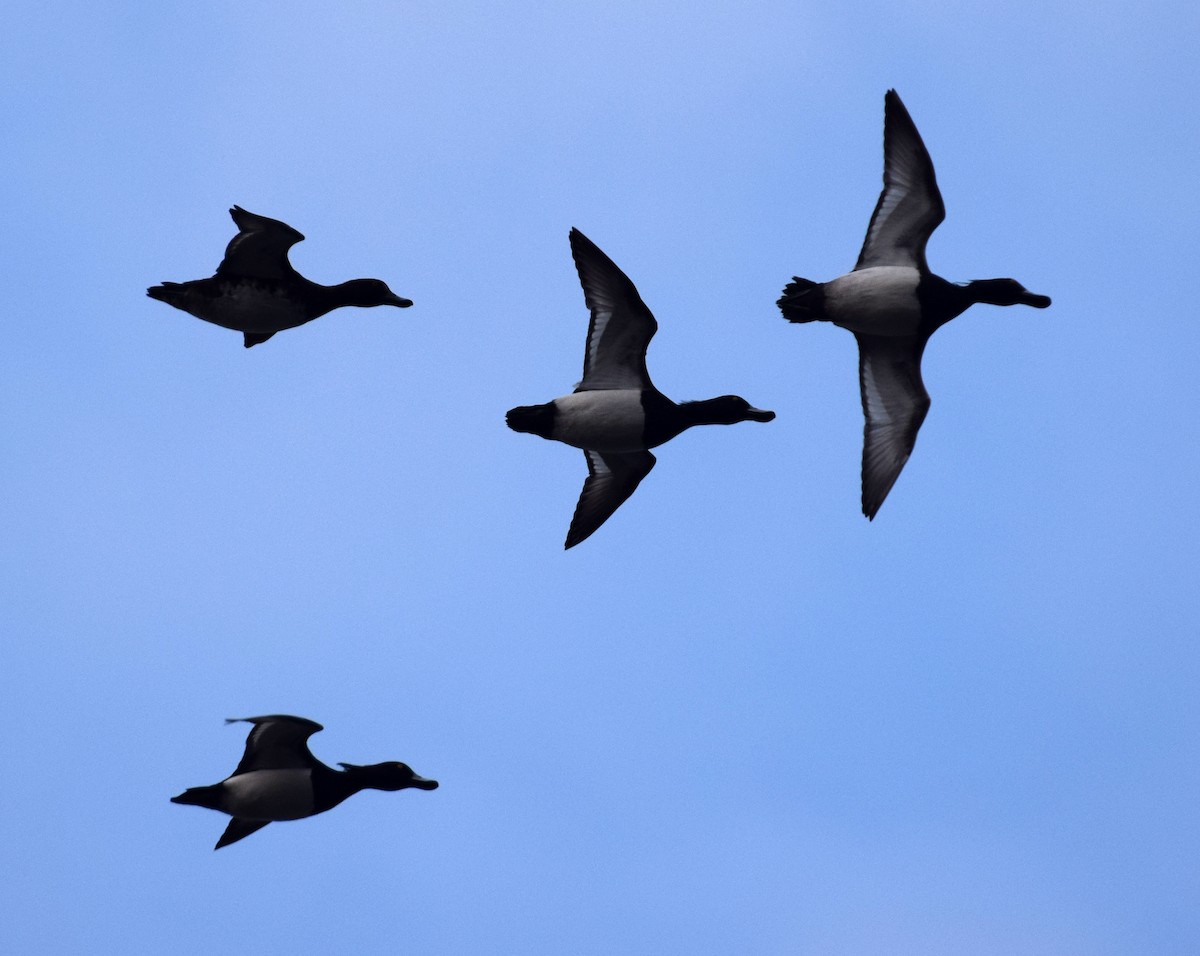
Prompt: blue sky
<box><xmin>3</xmin><ymin>0</ymin><xmax>1198</xmax><ymax>952</ymax></box>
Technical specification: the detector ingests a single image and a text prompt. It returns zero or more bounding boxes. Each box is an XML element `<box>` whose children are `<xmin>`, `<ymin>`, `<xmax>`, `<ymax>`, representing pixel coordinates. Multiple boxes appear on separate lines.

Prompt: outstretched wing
<box><xmin>216</xmin><ymin>206</ymin><xmax>305</xmax><ymax>279</ymax></box>
<box><xmin>227</xmin><ymin>714</ymin><xmax>323</xmax><ymax>776</ymax></box>
<box><xmin>570</xmin><ymin>228</ymin><xmax>658</xmax><ymax>391</ymax></box>
<box><xmin>855</xmin><ymin>90</ymin><xmax>945</xmax><ymax>272</ymax></box>
<box><xmin>565</xmin><ymin>449</ymin><xmax>656</xmax><ymax>549</ymax></box>
<box><xmin>855</xmin><ymin>333</ymin><xmax>931</xmax><ymax>519</ymax></box>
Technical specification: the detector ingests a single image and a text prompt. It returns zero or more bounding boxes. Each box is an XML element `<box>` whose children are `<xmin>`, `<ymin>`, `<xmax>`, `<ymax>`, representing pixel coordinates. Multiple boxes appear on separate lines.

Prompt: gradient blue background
<box><xmin>4</xmin><ymin>1</ymin><xmax>1198</xmax><ymax>952</ymax></box>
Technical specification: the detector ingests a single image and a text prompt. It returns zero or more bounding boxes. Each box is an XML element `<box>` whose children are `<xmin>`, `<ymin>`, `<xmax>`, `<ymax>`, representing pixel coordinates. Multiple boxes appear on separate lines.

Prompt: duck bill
<box><xmin>385</xmin><ymin>293</ymin><xmax>414</xmax><ymax>308</ymax></box>
<box><xmin>747</xmin><ymin>407</ymin><xmax>776</xmax><ymax>422</ymax></box>
<box><xmin>411</xmin><ymin>775</ymin><xmax>439</xmax><ymax>790</ymax></box>
<box><xmin>1020</xmin><ymin>291</ymin><xmax>1052</xmax><ymax>308</ymax></box>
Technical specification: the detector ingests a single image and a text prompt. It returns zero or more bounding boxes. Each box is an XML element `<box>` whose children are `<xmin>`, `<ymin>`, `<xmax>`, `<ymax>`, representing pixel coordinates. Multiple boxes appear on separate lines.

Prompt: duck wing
<box><xmin>565</xmin><ymin>449</ymin><xmax>656</xmax><ymax>548</ymax></box>
<box><xmin>855</xmin><ymin>90</ymin><xmax>945</xmax><ymax>272</ymax></box>
<box><xmin>855</xmin><ymin>333</ymin><xmax>931</xmax><ymax>519</ymax></box>
<box><xmin>215</xmin><ymin>818</ymin><xmax>270</xmax><ymax>850</ymax></box>
<box><xmin>570</xmin><ymin>228</ymin><xmax>658</xmax><ymax>392</ymax></box>
<box><xmin>216</xmin><ymin>206</ymin><xmax>305</xmax><ymax>280</ymax></box>
<box><xmin>226</xmin><ymin>715</ymin><xmax>324</xmax><ymax>776</ymax></box>
<box><xmin>243</xmin><ymin>331</ymin><xmax>276</xmax><ymax>349</ymax></box>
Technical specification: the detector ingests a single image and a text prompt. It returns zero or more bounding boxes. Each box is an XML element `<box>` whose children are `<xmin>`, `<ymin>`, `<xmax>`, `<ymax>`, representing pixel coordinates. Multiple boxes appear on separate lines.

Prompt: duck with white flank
<box><xmin>778</xmin><ymin>90</ymin><xmax>1051</xmax><ymax>519</ymax></box>
<box><xmin>171</xmin><ymin>715</ymin><xmax>437</xmax><ymax>849</ymax></box>
<box><xmin>148</xmin><ymin>206</ymin><xmax>412</xmax><ymax>348</ymax></box>
<box><xmin>508</xmin><ymin>229</ymin><xmax>775</xmax><ymax>549</ymax></box>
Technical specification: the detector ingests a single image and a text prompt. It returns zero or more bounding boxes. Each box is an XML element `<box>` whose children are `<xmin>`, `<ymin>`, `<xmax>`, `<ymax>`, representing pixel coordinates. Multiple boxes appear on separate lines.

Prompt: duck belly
<box><xmin>825</xmin><ymin>267</ymin><xmax>923</xmax><ymax>335</ymax></box>
<box><xmin>221</xmin><ymin>769</ymin><xmax>315</xmax><ymax>821</ymax></box>
<box><xmin>551</xmin><ymin>390</ymin><xmax>648</xmax><ymax>452</ymax></box>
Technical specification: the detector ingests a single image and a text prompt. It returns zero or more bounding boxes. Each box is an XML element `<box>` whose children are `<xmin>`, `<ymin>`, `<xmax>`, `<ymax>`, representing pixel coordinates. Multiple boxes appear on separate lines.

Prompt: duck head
<box><xmin>335</xmin><ymin>278</ymin><xmax>414</xmax><ymax>309</ymax></box>
<box><xmin>338</xmin><ymin>761</ymin><xmax>439</xmax><ymax>791</ymax></box>
<box><xmin>686</xmin><ymin>395</ymin><xmax>777</xmax><ymax>426</ymax></box>
<box><xmin>967</xmin><ymin>278</ymin><xmax>1051</xmax><ymax>309</ymax></box>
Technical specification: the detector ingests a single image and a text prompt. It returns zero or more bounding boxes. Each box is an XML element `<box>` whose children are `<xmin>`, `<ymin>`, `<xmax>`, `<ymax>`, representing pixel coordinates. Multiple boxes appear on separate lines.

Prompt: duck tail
<box><xmin>146</xmin><ymin>282</ymin><xmax>183</xmax><ymax>306</ymax></box>
<box><xmin>170</xmin><ymin>784</ymin><xmax>222</xmax><ymax>810</ymax></box>
<box><xmin>777</xmin><ymin>277</ymin><xmax>824</xmax><ymax>323</ymax></box>
<box><xmin>506</xmin><ymin>403</ymin><xmax>555</xmax><ymax>439</ymax></box>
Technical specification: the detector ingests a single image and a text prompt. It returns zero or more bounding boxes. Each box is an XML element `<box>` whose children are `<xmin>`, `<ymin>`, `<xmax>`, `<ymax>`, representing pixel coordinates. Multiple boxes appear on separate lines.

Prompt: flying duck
<box><xmin>777</xmin><ymin>90</ymin><xmax>1051</xmax><ymax>519</ymax></box>
<box><xmin>171</xmin><ymin>715</ymin><xmax>438</xmax><ymax>849</ymax></box>
<box><xmin>507</xmin><ymin>228</ymin><xmax>775</xmax><ymax>548</ymax></box>
<box><xmin>147</xmin><ymin>206</ymin><xmax>413</xmax><ymax>348</ymax></box>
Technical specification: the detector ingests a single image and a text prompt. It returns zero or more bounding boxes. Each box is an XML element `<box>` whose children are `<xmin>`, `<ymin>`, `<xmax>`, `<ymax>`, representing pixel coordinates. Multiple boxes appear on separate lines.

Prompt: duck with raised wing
<box><xmin>508</xmin><ymin>228</ymin><xmax>775</xmax><ymax>548</ymax></box>
<box><xmin>777</xmin><ymin>90</ymin><xmax>1051</xmax><ymax>519</ymax></box>
<box><xmin>148</xmin><ymin>206</ymin><xmax>412</xmax><ymax>348</ymax></box>
<box><xmin>171</xmin><ymin>715</ymin><xmax>437</xmax><ymax>849</ymax></box>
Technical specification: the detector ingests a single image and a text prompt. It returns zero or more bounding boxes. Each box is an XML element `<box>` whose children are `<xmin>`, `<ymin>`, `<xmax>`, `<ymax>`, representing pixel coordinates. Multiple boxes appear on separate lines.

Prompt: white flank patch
<box><xmin>826</xmin><ymin>267</ymin><xmax>923</xmax><ymax>335</ymax></box>
<box><xmin>552</xmin><ymin>390</ymin><xmax>647</xmax><ymax>452</ymax></box>
<box><xmin>221</xmin><ymin>769</ymin><xmax>315</xmax><ymax>821</ymax></box>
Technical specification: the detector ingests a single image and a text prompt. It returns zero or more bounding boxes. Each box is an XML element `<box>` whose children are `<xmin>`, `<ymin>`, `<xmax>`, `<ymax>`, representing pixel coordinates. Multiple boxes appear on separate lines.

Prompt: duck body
<box><xmin>174</xmin><ymin>766</ymin><xmax>356</xmax><ymax>822</ymax></box>
<box><xmin>507</xmin><ymin>228</ymin><xmax>774</xmax><ymax>548</ymax></box>
<box><xmin>509</xmin><ymin>388</ymin><xmax>759</xmax><ymax>454</ymax></box>
<box><xmin>148</xmin><ymin>276</ymin><xmax>316</xmax><ymax>337</ymax></box>
<box><xmin>217</xmin><ymin>768</ymin><xmax>321</xmax><ymax>820</ymax></box>
<box><xmin>804</xmin><ymin>266</ymin><xmax>926</xmax><ymax>335</ymax></box>
<box><xmin>777</xmin><ymin>90</ymin><xmax>1051</xmax><ymax>519</ymax></box>
<box><xmin>511</xmin><ymin>389</ymin><xmax>652</xmax><ymax>452</ymax></box>
<box><xmin>171</xmin><ymin>715</ymin><xmax>437</xmax><ymax>850</ymax></box>
<box><xmin>781</xmin><ymin>267</ymin><xmax>1041</xmax><ymax>337</ymax></box>
<box><xmin>147</xmin><ymin>206</ymin><xmax>412</xmax><ymax>348</ymax></box>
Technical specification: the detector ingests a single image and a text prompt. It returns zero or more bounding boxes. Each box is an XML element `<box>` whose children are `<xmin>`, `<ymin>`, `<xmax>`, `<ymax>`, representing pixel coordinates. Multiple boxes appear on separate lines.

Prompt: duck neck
<box><xmin>677</xmin><ymin>398</ymin><xmax>735</xmax><ymax>428</ymax></box>
<box><xmin>305</xmin><ymin>279</ymin><xmax>377</xmax><ymax>317</ymax></box>
<box><xmin>920</xmin><ymin>275</ymin><xmax>974</xmax><ymax>330</ymax></box>
<box><xmin>301</xmin><ymin>281</ymin><xmax>348</xmax><ymax>319</ymax></box>
<box><xmin>964</xmin><ymin>278</ymin><xmax>1016</xmax><ymax>306</ymax></box>
<box><xmin>312</xmin><ymin>763</ymin><xmax>365</xmax><ymax>810</ymax></box>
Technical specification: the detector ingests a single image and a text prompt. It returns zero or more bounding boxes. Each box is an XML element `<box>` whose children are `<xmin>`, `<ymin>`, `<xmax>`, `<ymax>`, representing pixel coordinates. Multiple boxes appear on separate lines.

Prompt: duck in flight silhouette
<box><xmin>171</xmin><ymin>715</ymin><xmax>437</xmax><ymax>849</ymax></box>
<box><xmin>508</xmin><ymin>228</ymin><xmax>775</xmax><ymax>548</ymax></box>
<box><xmin>148</xmin><ymin>206</ymin><xmax>412</xmax><ymax>348</ymax></box>
<box><xmin>778</xmin><ymin>90</ymin><xmax>1051</xmax><ymax>518</ymax></box>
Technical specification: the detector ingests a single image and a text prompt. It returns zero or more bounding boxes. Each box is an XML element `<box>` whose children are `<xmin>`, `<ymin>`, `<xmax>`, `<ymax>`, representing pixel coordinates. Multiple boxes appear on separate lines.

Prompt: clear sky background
<box><xmin>3</xmin><ymin>1</ymin><xmax>1198</xmax><ymax>953</ymax></box>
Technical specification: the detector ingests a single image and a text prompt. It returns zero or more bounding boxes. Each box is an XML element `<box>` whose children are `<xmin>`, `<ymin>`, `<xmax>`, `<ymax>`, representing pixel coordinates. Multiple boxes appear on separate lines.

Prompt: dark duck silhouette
<box><xmin>777</xmin><ymin>90</ymin><xmax>1051</xmax><ymax>519</ymax></box>
<box><xmin>507</xmin><ymin>228</ymin><xmax>775</xmax><ymax>548</ymax></box>
<box><xmin>147</xmin><ymin>206</ymin><xmax>412</xmax><ymax>348</ymax></box>
<box><xmin>171</xmin><ymin>715</ymin><xmax>437</xmax><ymax>849</ymax></box>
